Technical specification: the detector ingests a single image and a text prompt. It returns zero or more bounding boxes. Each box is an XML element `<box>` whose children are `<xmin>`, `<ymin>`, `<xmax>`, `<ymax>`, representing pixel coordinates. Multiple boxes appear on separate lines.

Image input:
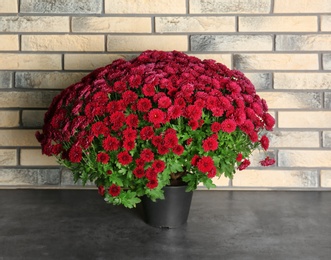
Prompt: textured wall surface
<box><xmin>0</xmin><ymin>0</ymin><xmax>330</xmax><ymax>189</ymax></box>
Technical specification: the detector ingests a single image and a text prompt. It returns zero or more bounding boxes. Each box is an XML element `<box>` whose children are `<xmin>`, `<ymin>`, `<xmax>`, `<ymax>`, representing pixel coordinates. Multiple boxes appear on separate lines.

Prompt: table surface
<box><xmin>0</xmin><ymin>189</ymin><xmax>330</xmax><ymax>260</ymax></box>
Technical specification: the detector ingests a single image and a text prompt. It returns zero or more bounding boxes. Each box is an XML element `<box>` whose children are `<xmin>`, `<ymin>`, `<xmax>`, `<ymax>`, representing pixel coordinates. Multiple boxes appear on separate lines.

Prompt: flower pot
<box><xmin>141</xmin><ymin>185</ymin><xmax>193</xmax><ymax>228</ymax></box>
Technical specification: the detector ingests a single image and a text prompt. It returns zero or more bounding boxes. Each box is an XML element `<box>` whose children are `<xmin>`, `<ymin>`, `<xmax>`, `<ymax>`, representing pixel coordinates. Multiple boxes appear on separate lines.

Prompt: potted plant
<box><xmin>36</xmin><ymin>50</ymin><xmax>275</xmax><ymax>226</ymax></box>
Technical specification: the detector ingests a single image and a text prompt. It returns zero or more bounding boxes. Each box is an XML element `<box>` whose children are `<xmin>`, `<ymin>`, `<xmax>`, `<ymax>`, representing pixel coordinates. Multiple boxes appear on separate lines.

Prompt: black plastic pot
<box><xmin>141</xmin><ymin>185</ymin><xmax>193</xmax><ymax>228</ymax></box>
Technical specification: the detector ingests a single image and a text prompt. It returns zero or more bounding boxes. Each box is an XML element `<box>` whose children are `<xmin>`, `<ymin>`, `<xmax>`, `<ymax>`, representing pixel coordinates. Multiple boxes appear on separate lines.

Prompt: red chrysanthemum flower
<box><xmin>98</xmin><ymin>186</ymin><xmax>105</xmax><ymax>196</ymax></box>
<box><xmin>191</xmin><ymin>155</ymin><xmax>200</xmax><ymax>166</ymax></box>
<box><xmin>117</xmin><ymin>151</ymin><xmax>133</xmax><ymax>165</ymax></box>
<box><xmin>173</xmin><ymin>144</ymin><xmax>184</xmax><ymax>155</ymax></box>
<box><xmin>186</xmin><ymin>138</ymin><xmax>193</xmax><ymax>145</ymax></box>
<box><xmin>207</xmin><ymin>166</ymin><xmax>217</xmax><ymax>179</ymax></box>
<box><xmin>108</xmin><ymin>184</ymin><xmax>121</xmax><ymax>197</ymax></box>
<box><xmin>167</xmin><ymin>105</ymin><xmax>182</xmax><ymax>119</ymax></box>
<box><xmin>123</xmin><ymin>127</ymin><xmax>137</xmax><ymax>141</ymax></box>
<box><xmin>146</xmin><ymin>178</ymin><xmax>158</xmax><ymax>189</ymax></box>
<box><xmin>240</xmin><ymin>120</ymin><xmax>255</xmax><ymax>134</ymax></box>
<box><xmin>164</xmin><ymin>133</ymin><xmax>178</xmax><ymax>148</ymax></box>
<box><xmin>188</xmin><ymin>120</ymin><xmax>199</xmax><ymax>130</ymax></box>
<box><xmin>260</xmin><ymin>156</ymin><xmax>276</xmax><ymax>166</ymax></box>
<box><xmin>263</xmin><ymin>113</ymin><xmax>275</xmax><ymax>131</ymax></box>
<box><xmin>211</xmin><ymin>122</ymin><xmax>222</xmax><ymax>133</ymax></box>
<box><xmin>260</xmin><ymin>135</ymin><xmax>269</xmax><ymax>150</ymax></box>
<box><xmin>148</xmin><ymin>109</ymin><xmax>165</xmax><ymax>125</ymax></box>
<box><xmin>152</xmin><ymin>160</ymin><xmax>165</xmax><ymax>173</ymax></box>
<box><xmin>140</xmin><ymin>149</ymin><xmax>154</xmax><ymax>162</ymax></box>
<box><xmin>158</xmin><ymin>96</ymin><xmax>172</xmax><ymax>109</ymax></box>
<box><xmin>103</xmin><ymin>136</ymin><xmax>120</xmax><ymax>151</ymax></box>
<box><xmin>133</xmin><ymin>166</ymin><xmax>145</xmax><ymax>178</ymax></box>
<box><xmin>125</xmin><ymin>114</ymin><xmax>139</xmax><ymax>128</ymax></box>
<box><xmin>122</xmin><ymin>90</ymin><xmax>138</xmax><ymax>105</ymax></box>
<box><xmin>202</xmin><ymin>137</ymin><xmax>219</xmax><ymax>152</ymax></box>
<box><xmin>157</xmin><ymin>145</ymin><xmax>169</xmax><ymax>155</ymax></box>
<box><xmin>236</xmin><ymin>153</ymin><xmax>243</xmax><ymax>162</ymax></box>
<box><xmin>123</xmin><ymin>139</ymin><xmax>135</xmax><ymax>151</ymax></box>
<box><xmin>145</xmin><ymin>167</ymin><xmax>157</xmax><ymax>180</ymax></box>
<box><xmin>140</xmin><ymin>126</ymin><xmax>154</xmax><ymax>140</ymax></box>
<box><xmin>91</xmin><ymin>122</ymin><xmax>109</xmax><ymax>137</ymax></box>
<box><xmin>238</xmin><ymin>159</ymin><xmax>250</xmax><ymax>171</ymax></box>
<box><xmin>137</xmin><ymin>98</ymin><xmax>152</xmax><ymax>112</ymax></box>
<box><xmin>197</xmin><ymin>156</ymin><xmax>214</xmax><ymax>173</ymax></box>
<box><xmin>68</xmin><ymin>145</ymin><xmax>82</xmax><ymax>163</ymax></box>
<box><xmin>220</xmin><ymin>119</ymin><xmax>237</xmax><ymax>133</ymax></box>
<box><xmin>142</xmin><ymin>83</ymin><xmax>155</xmax><ymax>96</ymax></box>
<box><xmin>96</xmin><ymin>152</ymin><xmax>109</xmax><ymax>164</ymax></box>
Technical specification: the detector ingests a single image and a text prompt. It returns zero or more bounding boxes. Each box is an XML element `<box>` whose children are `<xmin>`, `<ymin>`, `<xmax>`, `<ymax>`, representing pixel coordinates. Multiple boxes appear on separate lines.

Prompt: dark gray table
<box><xmin>0</xmin><ymin>190</ymin><xmax>330</xmax><ymax>259</ymax></box>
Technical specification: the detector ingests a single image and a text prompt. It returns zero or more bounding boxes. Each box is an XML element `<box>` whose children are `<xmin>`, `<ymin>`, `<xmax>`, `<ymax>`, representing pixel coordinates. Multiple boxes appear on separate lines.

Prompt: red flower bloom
<box><xmin>123</xmin><ymin>128</ymin><xmax>137</xmax><ymax>141</ymax></box>
<box><xmin>158</xmin><ymin>96</ymin><xmax>172</xmax><ymax>108</ymax></box>
<box><xmin>137</xmin><ymin>98</ymin><xmax>152</xmax><ymax>112</ymax></box>
<box><xmin>91</xmin><ymin>122</ymin><xmax>109</xmax><ymax>137</ymax></box>
<box><xmin>122</xmin><ymin>90</ymin><xmax>138</xmax><ymax>105</ymax></box>
<box><xmin>96</xmin><ymin>152</ymin><xmax>109</xmax><ymax>164</ymax></box>
<box><xmin>191</xmin><ymin>155</ymin><xmax>200</xmax><ymax>166</ymax></box>
<box><xmin>148</xmin><ymin>109</ymin><xmax>165</xmax><ymax>125</ymax></box>
<box><xmin>140</xmin><ymin>149</ymin><xmax>154</xmax><ymax>162</ymax></box>
<box><xmin>186</xmin><ymin>138</ymin><xmax>193</xmax><ymax>145</ymax></box>
<box><xmin>220</xmin><ymin>119</ymin><xmax>237</xmax><ymax>133</ymax></box>
<box><xmin>133</xmin><ymin>166</ymin><xmax>145</xmax><ymax>178</ymax></box>
<box><xmin>167</xmin><ymin>105</ymin><xmax>182</xmax><ymax>119</ymax></box>
<box><xmin>173</xmin><ymin>144</ymin><xmax>184</xmax><ymax>155</ymax></box>
<box><xmin>146</xmin><ymin>178</ymin><xmax>158</xmax><ymax>189</ymax></box>
<box><xmin>142</xmin><ymin>83</ymin><xmax>155</xmax><ymax>96</ymax></box>
<box><xmin>202</xmin><ymin>137</ymin><xmax>218</xmax><ymax>152</ymax></box>
<box><xmin>68</xmin><ymin>145</ymin><xmax>82</xmax><ymax>163</ymax></box>
<box><xmin>207</xmin><ymin>166</ymin><xmax>217</xmax><ymax>178</ymax></box>
<box><xmin>108</xmin><ymin>184</ymin><xmax>121</xmax><ymax>197</ymax></box>
<box><xmin>117</xmin><ymin>151</ymin><xmax>133</xmax><ymax>165</ymax></box>
<box><xmin>188</xmin><ymin>120</ymin><xmax>199</xmax><ymax>130</ymax></box>
<box><xmin>263</xmin><ymin>113</ymin><xmax>275</xmax><ymax>131</ymax></box>
<box><xmin>152</xmin><ymin>159</ymin><xmax>166</xmax><ymax>173</ymax></box>
<box><xmin>238</xmin><ymin>159</ymin><xmax>250</xmax><ymax>171</ymax></box>
<box><xmin>125</xmin><ymin>114</ymin><xmax>139</xmax><ymax>128</ymax></box>
<box><xmin>103</xmin><ymin>136</ymin><xmax>120</xmax><ymax>151</ymax></box>
<box><xmin>98</xmin><ymin>186</ymin><xmax>105</xmax><ymax>196</ymax></box>
<box><xmin>240</xmin><ymin>120</ymin><xmax>254</xmax><ymax>134</ymax></box>
<box><xmin>145</xmin><ymin>167</ymin><xmax>157</xmax><ymax>180</ymax></box>
<box><xmin>197</xmin><ymin>156</ymin><xmax>214</xmax><ymax>173</ymax></box>
<box><xmin>236</xmin><ymin>153</ymin><xmax>243</xmax><ymax>162</ymax></box>
<box><xmin>260</xmin><ymin>156</ymin><xmax>275</xmax><ymax>166</ymax></box>
<box><xmin>211</xmin><ymin>122</ymin><xmax>222</xmax><ymax>133</ymax></box>
<box><xmin>140</xmin><ymin>126</ymin><xmax>154</xmax><ymax>140</ymax></box>
<box><xmin>123</xmin><ymin>139</ymin><xmax>135</xmax><ymax>151</ymax></box>
<box><xmin>164</xmin><ymin>133</ymin><xmax>178</xmax><ymax>148</ymax></box>
<box><xmin>260</xmin><ymin>135</ymin><xmax>269</xmax><ymax>150</ymax></box>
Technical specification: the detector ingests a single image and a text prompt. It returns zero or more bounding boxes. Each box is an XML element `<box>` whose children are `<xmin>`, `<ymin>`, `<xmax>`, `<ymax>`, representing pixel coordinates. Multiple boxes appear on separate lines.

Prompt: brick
<box><xmin>21</xmin><ymin>149</ymin><xmax>58</xmax><ymax>166</ymax></box>
<box><xmin>107</xmin><ymin>35</ymin><xmax>188</xmax><ymax>52</ymax></box>
<box><xmin>72</xmin><ymin>17</ymin><xmax>151</xmax><ymax>33</ymax></box>
<box><xmin>245</xmin><ymin>73</ymin><xmax>272</xmax><ymax>90</ymax></box>
<box><xmin>0</xmin><ymin>111</ymin><xmax>20</xmax><ymax>127</ymax></box>
<box><xmin>105</xmin><ymin>0</ymin><xmax>186</xmax><ymax>14</ymax></box>
<box><xmin>258</xmin><ymin>91</ymin><xmax>322</xmax><ymax>109</ymax></box>
<box><xmin>233</xmin><ymin>170</ymin><xmax>318</xmax><ymax>187</ymax></box>
<box><xmin>0</xmin><ymin>130</ymin><xmax>39</xmax><ymax>147</ymax></box>
<box><xmin>239</xmin><ymin>16</ymin><xmax>317</xmax><ymax>32</ymax></box>
<box><xmin>190</xmin><ymin>0</ymin><xmax>271</xmax><ymax>14</ymax></box>
<box><xmin>15</xmin><ymin>72</ymin><xmax>86</xmax><ymax>89</ymax></box>
<box><xmin>274</xmin><ymin>73</ymin><xmax>331</xmax><ymax>90</ymax></box>
<box><xmin>276</xmin><ymin>34</ymin><xmax>331</xmax><ymax>51</ymax></box>
<box><xmin>64</xmin><ymin>54</ymin><xmax>136</xmax><ymax>70</ymax></box>
<box><xmin>323</xmin><ymin>131</ymin><xmax>331</xmax><ymax>147</ymax></box>
<box><xmin>0</xmin><ymin>150</ymin><xmax>17</xmax><ymax>166</ymax></box>
<box><xmin>321</xmin><ymin>16</ymin><xmax>331</xmax><ymax>31</ymax></box>
<box><xmin>233</xmin><ymin>54</ymin><xmax>318</xmax><ymax>70</ymax></box>
<box><xmin>22</xmin><ymin>110</ymin><xmax>46</xmax><ymax>128</ymax></box>
<box><xmin>0</xmin><ymin>91</ymin><xmax>59</xmax><ymax>108</ymax></box>
<box><xmin>20</xmin><ymin>0</ymin><xmax>102</xmax><ymax>14</ymax></box>
<box><xmin>22</xmin><ymin>35</ymin><xmax>104</xmax><ymax>52</ymax></box>
<box><xmin>279</xmin><ymin>150</ymin><xmax>331</xmax><ymax>167</ymax></box>
<box><xmin>0</xmin><ymin>169</ymin><xmax>60</xmax><ymax>186</ymax></box>
<box><xmin>191</xmin><ymin>35</ymin><xmax>272</xmax><ymax>52</ymax></box>
<box><xmin>0</xmin><ymin>0</ymin><xmax>18</xmax><ymax>13</ymax></box>
<box><xmin>0</xmin><ymin>16</ymin><xmax>69</xmax><ymax>32</ymax></box>
<box><xmin>321</xmin><ymin>170</ymin><xmax>331</xmax><ymax>187</ymax></box>
<box><xmin>61</xmin><ymin>168</ymin><xmax>94</xmax><ymax>186</ymax></box>
<box><xmin>274</xmin><ymin>0</ymin><xmax>331</xmax><ymax>13</ymax></box>
<box><xmin>323</xmin><ymin>54</ymin><xmax>331</xmax><ymax>70</ymax></box>
<box><xmin>0</xmin><ymin>35</ymin><xmax>19</xmax><ymax>51</ymax></box>
<box><xmin>156</xmin><ymin>16</ymin><xmax>235</xmax><ymax>33</ymax></box>
<box><xmin>0</xmin><ymin>72</ymin><xmax>13</xmax><ymax>88</ymax></box>
<box><xmin>191</xmin><ymin>54</ymin><xmax>232</xmax><ymax>68</ymax></box>
<box><xmin>278</xmin><ymin>111</ymin><xmax>331</xmax><ymax>128</ymax></box>
<box><xmin>268</xmin><ymin>130</ymin><xmax>320</xmax><ymax>148</ymax></box>
<box><xmin>325</xmin><ymin>93</ymin><xmax>331</xmax><ymax>109</ymax></box>
<box><xmin>0</xmin><ymin>54</ymin><xmax>61</xmax><ymax>70</ymax></box>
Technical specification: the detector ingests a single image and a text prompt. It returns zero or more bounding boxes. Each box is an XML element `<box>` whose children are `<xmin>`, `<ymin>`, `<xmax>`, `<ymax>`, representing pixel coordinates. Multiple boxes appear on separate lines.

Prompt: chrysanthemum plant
<box><xmin>36</xmin><ymin>50</ymin><xmax>275</xmax><ymax>208</ymax></box>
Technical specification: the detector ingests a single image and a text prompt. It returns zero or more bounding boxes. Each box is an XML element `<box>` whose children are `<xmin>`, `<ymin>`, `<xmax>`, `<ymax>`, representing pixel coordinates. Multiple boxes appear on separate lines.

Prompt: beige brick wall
<box><xmin>0</xmin><ymin>0</ymin><xmax>330</xmax><ymax>190</ymax></box>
